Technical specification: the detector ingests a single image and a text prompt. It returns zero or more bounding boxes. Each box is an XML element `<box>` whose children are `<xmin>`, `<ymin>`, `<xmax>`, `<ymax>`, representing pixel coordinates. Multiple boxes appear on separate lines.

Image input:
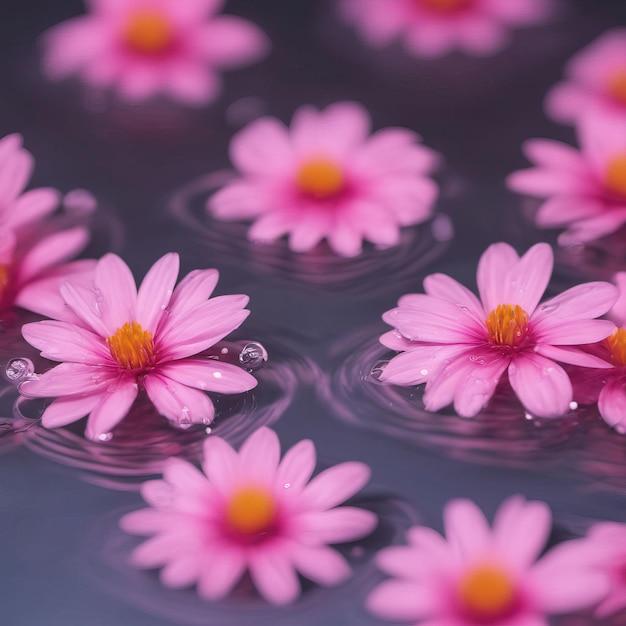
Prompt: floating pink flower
<box><xmin>367</xmin><ymin>495</ymin><xmax>609</xmax><ymax>625</ymax></box>
<box><xmin>207</xmin><ymin>102</ymin><xmax>439</xmax><ymax>257</ymax></box>
<box><xmin>380</xmin><ymin>242</ymin><xmax>617</xmax><ymax>418</ymax></box>
<box><xmin>340</xmin><ymin>0</ymin><xmax>552</xmax><ymax>58</ymax></box>
<box><xmin>42</xmin><ymin>0</ymin><xmax>269</xmax><ymax>105</ymax></box>
<box><xmin>21</xmin><ymin>252</ymin><xmax>257</xmax><ymax>441</ymax></box>
<box><xmin>120</xmin><ymin>426</ymin><xmax>377</xmax><ymax>604</ymax></box>
<box><xmin>507</xmin><ymin>114</ymin><xmax>626</xmax><ymax>246</ymax></box>
<box><xmin>0</xmin><ymin>133</ymin><xmax>94</xmax><ymax>318</ymax></box>
<box><xmin>545</xmin><ymin>29</ymin><xmax>626</xmax><ymax>125</ymax></box>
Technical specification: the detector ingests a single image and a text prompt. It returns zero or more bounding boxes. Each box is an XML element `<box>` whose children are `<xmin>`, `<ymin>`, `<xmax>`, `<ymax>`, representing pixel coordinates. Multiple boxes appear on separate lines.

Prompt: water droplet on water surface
<box><xmin>239</xmin><ymin>342</ymin><xmax>268</xmax><ymax>370</ymax></box>
<box><xmin>5</xmin><ymin>358</ymin><xmax>34</xmax><ymax>382</ymax></box>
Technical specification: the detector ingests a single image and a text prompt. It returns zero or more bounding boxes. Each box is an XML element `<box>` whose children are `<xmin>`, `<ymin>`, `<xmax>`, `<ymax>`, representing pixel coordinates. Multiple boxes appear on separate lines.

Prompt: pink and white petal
<box><xmin>6</xmin><ymin>187</ymin><xmax>60</xmax><ymax>229</ymax></box>
<box><xmin>534</xmin><ymin>196</ymin><xmax>604</xmax><ymax>228</ymax></box>
<box><xmin>375</xmin><ymin>545</ymin><xmax>421</xmax><ymax>578</ymax></box>
<box><xmin>598</xmin><ymin>378</ymin><xmax>626</xmax><ymax>429</ymax></box>
<box><xmin>508</xmin><ymin>354</ymin><xmax>572</xmax><ymax>418</ymax></box>
<box><xmin>379</xmin><ymin>329</ymin><xmax>416</xmax><ymax>351</ymax></box>
<box><xmin>136</xmin><ymin>253</ymin><xmax>180</xmax><ymax>332</ymax></box>
<box><xmin>165</xmin><ymin>65</ymin><xmax>221</xmax><ymax>106</ymax></box>
<box><xmin>351</xmin><ymin>200</ymin><xmax>401</xmax><ymax>248</ymax></box>
<box><xmin>288</xmin><ymin>211</ymin><xmax>331</xmax><ymax>252</ymax></box>
<box><xmin>373</xmin><ymin>176</ymin><xmax>439</xmax><ymax>225</ymax></box>
<box><xmin>557</xmin><ymin>209</ymin><xmax>626</xmax><ymax>246</ymax></box>
<box><xmin>296</xmin><ymin>507</ymin><xmax>377</xmax><ymax>544</ymax></box>
<box><xmin>195</xmin><ymin>17</ymin><xmax>269</xmax><ymax>67</ymax></box>
<box><xmin>161</xmin><ymin>456</ymin><xmax>209</xmax><ymax>494</ymax></box>
<box><xmin>160</xmin><ymin>555</ymin><xmax>202</xmax><ymax>589</ymax></box>
<box><xmin>60</xmin><ymin>282</ymin><xmax>111</xmax><ymax>337</ymax></box>
<box><xmin>238</xmin><ymin>426</ymin><xmax>281</xmax><ymax>484</ymax></box>
<box><xmin>120</xmin><ymin>508</ymin><xmax>187</xmax><ymax>534</ymax></box>
<box><xmin>143</xmin><ymin>374</ymin><xmax>215</xmax><ymax>425</ymax></box>
<box><xmin>92</xmin><ymin>253</ymin><xmax>137</xmax><ymax>333</ymax></box>
<box><xmin>201</xmin><ymin>436</ymin><xmax>239</xmax><ymax>494</ymax></box>
<box><xmin>288</xmin><ymin>544</ymin><xmax>351</xmax><ymax>586</ymax></box>
<box><xmin>208</xmin><ymin>181</ymin><xmax>270</xmax><ymax>220</ymax></box>
<box><xmin>0</xmin><ymin>145</ymin><xmax>31</xmax><ymax>210</ymax></box>
<box><xmin>165</xmin><ymin>268</ymin><xmax>218</xmax><ymax>319</ymax></box>
<box><xmin>423</xmin><ymin>274</ymin><xmax>485</xmax><ymax>322</ymax></box>
<box><xmin>229</xmin><ymin>117</ymin><xmax>294</xmax><ymax>177</ymax></box>
<box><xmin>40</xmin><ymin>394</ymin><xmax>101</xmax><ymax>428</ymax></box>
<box><xmin>197</xmin><ymin>545</ymin><xmax>247</xmax><ymax>601</ymax></box>
<box><xmin>443</xmin><ymin>498</ymin><xmax>491</xmax><ymax>560</ymax></box>
<box><xmin>492</xmin><ymin>496</ymin><xmax>551</xmax><ymax>569</ymax></box>
<box><xmin>130</xmin><ymin>533</ymin><xmax>200</xmax><ymax>569</ymax></box>
<box><xmin>366</xmin><ymin>580</ymin><xmax>437</xmax><ymax>621</ymax></box>
<box><xmin>248</xmin><ymin>211</ymin><xmax>293</xmax><ymax>243</ymax></box>
<box><xmin>158</xmin><ymin>359</ymin><xmax>257</xmax><ymax>394</ymax></box>
<box><xmin>84</xmin><ymin>379</ymin><xmax>138</xmax><ymax>441</ymax></box>
<box><xmin>534</xmin><ymin>344</ymin><xmax>614</xmax><ymax>368</ymax></box>
<box><xmin>521</xmin><ymin>139</ymin><xmax>590</xmax><ymax>172</ymax></box>
<box><xmin>477</xmin><ymin>242</ymin><xmax>520</xmax><ymax>312</ymax></box>
<box><xmin>535</xmin><ymin>318</ymin><xmax>616</xmax><ymax>347</ymax></box>
<box><xmin>276</xmin><ymin>439</ymin><xmax>317</xmax><ymax>493</ymax></box>
<box><xmin>423</xmin><ymin>353</ymin><xmax>479</xmax><ymax>413</ymax></box>
<box><xmin>326</xmin><ymin>220</ymin><xmax>364</xmax><ymax>257</ymax></box>
<box><xmin>579</xmin><ymin>112</ymin><xmax>626</xmax><ymax>175</ymax></box>
<box><xmin>248</xmin><ymin>549</ymin><xmax>301</xmax><ymax>605</ymax></box>
<box><xmin>19</xmin><ymin>362</ymin><xmax>115</xmax><ymax>398</ymax></box>
<box><xmin>301</xmin><ymin>462</ymin><xmax>371</xmax><ymax>510</ymax></box>
<box><xmin>453</xmin><ymin>355</ymin><xmax>508</xmax><ymax>418</ymax></box>
<box><xmin>506</xmin><ymin>167</ymin><xmax>589</xmax><ymax>197</ymax></box>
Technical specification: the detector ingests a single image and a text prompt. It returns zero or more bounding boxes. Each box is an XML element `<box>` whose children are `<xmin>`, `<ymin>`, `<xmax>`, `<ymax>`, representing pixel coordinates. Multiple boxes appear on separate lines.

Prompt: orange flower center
<box><xmin>458</xmin><ymin>565</ymin><xmax>516</xmax><ymax>620</ymax></box>
<box><xmin>605</xmin><ymin>155</ymin><xmax>626</xmax><ymax>198</ymax></box>
<box><xmin>417</xmin><ymin>0</ymin><xmax>473</xmax><ymax>13</ymax></box>
<box><xmin>123</xmin><ymin>9</ymin><xmax>174</xmax><ymax>55</ymax></box>
<box><xmin>0</xmin><ymin>264</ymin><xmax>9</xmax><ymax>305</ymax></box>
<box><xmin>486</xmin><ymin>304</ymin><xmax>530</xmax><ymax>347</ymax></box>
<box><xmin>297</xmin><ymin>158</ymin><xmax>345</xmax><ymax>200</ymax></box>
<box><xmin>226</xmin><ymin>486</ymin><xmax>277</xmax><ymax>536</ymax></box>
<box><xmin>608</xmin><ymin>69</ymin><xmax>626</xmax><ymax>106</ymax></box>
<box><xmin>107</xmin><ymin>322</ymin><xmax>154</xmax><ymax>370</ymax></box>
<box><xmin>605</xmin><ymin>328</ymin><xmax>626</xmax><ymax>367</ymax></box>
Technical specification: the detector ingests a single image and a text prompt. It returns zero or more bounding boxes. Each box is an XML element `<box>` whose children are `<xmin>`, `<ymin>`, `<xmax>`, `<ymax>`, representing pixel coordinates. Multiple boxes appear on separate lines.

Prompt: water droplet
<box><xmin>524</xmin><ymin>411</ymin><xmax>534</xmax><ymax>420</ymax></box>
<box><xmin>419</xmin><ymin>368</ymin><xmax>429</xmax><ymax>377</ymax></box>
<box><xmin>284</xmin><ymin>483</ymin><xmax>291</xmax><ymax>489</ymax></box>
<box><xmin>205</xmin><ymin>427</ymin><xmax>212</xmax><ymax>434</ymax></box>
<box><xmin>370</xmin><ymin>360</ymin><xmax>389</xmax><ymax>380</ymax></box>
<box><xmin>220</xmin><ymin>347</ymin><xmax>229</xmax><ymax>355</ymax></box>
<box><xmin>97</xmin><ymin>432</ymin><xmax>113</xmax><ymax>442</ymax></box>
<box><xmin>540</xmin><ymin>303</ymin><xmax>559</xmax><ymax>313</ymax></box>
<box><xmin>201</xmin><ymin>416</ymin><xmax>212</xmax><ymax>426</ymax></box>
<box><xmin>197</xmin><ymin>380</ymin><xmax>206</xmax><ymax>389</ymax></box>
<box><xmin>569</xmin><ymin>401</ymin><xmax>578</xmax><ymax>411</ymax></box>
<box><xmin>239</xmin><ymin>342</ymin><xmax>268</xmax><ymax>371</ymax></box>
<box><xmin>213</xmin><ymin>371</ymin><xmax>222</xmax><ymax>378</ymax></box>
<box><xmin>5</xmin><ymin>358</ymin><xmax>34</xmax><ymax>382</ymax></box>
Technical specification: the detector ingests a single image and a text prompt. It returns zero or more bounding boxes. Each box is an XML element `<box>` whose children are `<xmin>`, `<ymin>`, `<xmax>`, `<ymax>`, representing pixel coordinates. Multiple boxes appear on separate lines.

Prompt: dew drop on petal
<box><xmin>420</xmin><ymin>368</ymin><xmax>429</xmax><ymax>376</ymax></box>
<box><xmin>5</xmin><ymin>358</ymin><xmax>34</xmax><ymax>382</ymax></box>
<box><xmin>284</xmin><ymin>483</ymin><xmax>291</xmax><ymax>489</ymax></box>
<box><xmin>221</xmin><ymin>347</ymin><xmax>229</xmax><ymax>355</ymax></box>
<box><xmin>213</xmin><ymin>371</ymin><xmax>222</xmax><ymax>378</ymax></box>
<box><xmin>569</xmin><ymin>401</ymin><xmax>578</xmax><ymax>411</ymax></box>
<box><xmin>239</xmin><ymin>342</ymin><xmax>268</xmax><ymax>370</ymax></box>
<box><xmin>370</xmin><ymin>360</ymin><xmax>389</xmax><ymax>380</ymax></box>
<box><xmin>524</xmin><ymin>411</ymin><xmax>534</xmax><ymax>420</ymax></box>
<box><xmin>97</xmin><ymin>432</ymin><xmax>113</xmax><ymax>442</ymax></box>
<box><xmin>540</xmin><ymin>303</ymin><xmax>559</xmax><ymax>313</ymax></box>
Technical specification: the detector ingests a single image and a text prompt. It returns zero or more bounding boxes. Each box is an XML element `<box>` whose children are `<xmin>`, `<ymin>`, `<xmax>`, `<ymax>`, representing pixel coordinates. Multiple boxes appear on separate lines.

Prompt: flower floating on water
<box><xmin>380</xmin><ymin>242</ymin><xmax>617</xmax><ymax>418</ymax></box>
<box><xmin>367</xmin><ymin>495</ymin><xmax>608</xmax><ymax>625</ymax></box>
<box><xmin>340</xmin><ymin>0</ymin><xmax>552</xmax><ymax>58</ymax></box>
<box><xmin>21</xmin><ymin>252</ymin><xmax>257</xmax><ymax>441</ymax></box>
<box><xmin>41</xmin><ymin>0</ymin><xmax>269</xmax><ymax>105</ymax></box>
<box><xmin>545</xmin><ymin>29</ymin><xmax>626</xmax><ymax>126</ymax></box>
<box><xmin>508</xmin><ymin>114</ymin><xmax>626</xmax><ymax>246</ymax></box>
<box><xmin>0</xmin><ymin>133</ymin><xmax>94</xmax><ymax>319</ymax></box>
<box><xmin>120</xmin><ymin>426</ymin><xmax>377</xmax><ymax>604</ymax></box>
<box><xmin>208</xmin><ymin>101</ymin><xmax>439</xmax><ymax>257</ymax></box>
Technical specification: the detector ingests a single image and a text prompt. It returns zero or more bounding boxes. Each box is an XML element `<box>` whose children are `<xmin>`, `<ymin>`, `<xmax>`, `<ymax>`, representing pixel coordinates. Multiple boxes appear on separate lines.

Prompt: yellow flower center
<box><xmin>608</xmin><ymin>69</ymin><xmax>626</xmax><ymax>106</ymax></box>
<box><xmin>297</xmin><ymin>158</ymin><xmax>345</xmax><ymax>200</ymax></box>
<box><xmin>226</xmin><ymin>486</ymin><xmax>277</xmax><ymax>536</ymax></box>
<box><xmin>485</xmin><ymin>304</ymin><xmax>530</xmax><ymax>347</ymax></box>
<box><xmin>605</xmin><ymin>328</ymin><xmax>626</xmax><ymax>367</ymax></box>
<box><xmin>107</xmin><ymin>322</ymin><xmax>154</xmax><ymax>370</ymax></box>
<box><xmin>605</xmin><ymin>155</ymin><xmax>626</xmax><ymax>198</ymax></box>
<box><xmin>418</xmin><ymin>0</ymin><xmax>473</xmax><ymax>13</ymax></box>
<box><xmin>458</xmin><ymin>565</ymin><xmax>516</xmax><ymax>620</ymax></box>
<box><xmin>123</xmin><ymin>9</ymin><xmax>174</xmax><ymax>55</ymax></box>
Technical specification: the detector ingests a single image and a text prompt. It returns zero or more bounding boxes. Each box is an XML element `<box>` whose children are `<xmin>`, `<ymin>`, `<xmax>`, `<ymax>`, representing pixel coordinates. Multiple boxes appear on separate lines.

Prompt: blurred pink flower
<box><xmin>41</xmin><ymin>0</ymin><xmax>270</xmax><ymax>106</ymax></box>
<box><xmin>367</xmin><ymin>496</ymin><xmax>609</xmax><ymax>625</ymax></box>
<box><xmin>208</xmin><ymin>102</ymin><xmax>440</xmax><ymax>257</ymax></box>
<box><xmin>507</xmin><ymin>114</ymin><xmax>626</xmax><ymax>246</ymax></box>
<box><xmin>380</xmin><ymin>242</ymin><xmax>617</xmax><ymax>418</ymax></box>
<box><xmin>545</xmin><ymin>29</ymin><xmax>626</xmax><ymax>125</ymax></box>
<box><xmin>0</xmin><ymin>133</ymin><xmax>94</xmax><ymax>318</ymax></box>
<box><xmin>120</xmin><ymin>426</ymin><xmax>377</xmax><ymax>604</ymax></box>
<box><xmin>21</xmin><ymin>252</ymin><xmax>257</xmax><ymax>441</ymax></box>
<box><xmin>340</xmin><ymin>0</ymin><xmax>551</xmax><ymax>58</ymax></box>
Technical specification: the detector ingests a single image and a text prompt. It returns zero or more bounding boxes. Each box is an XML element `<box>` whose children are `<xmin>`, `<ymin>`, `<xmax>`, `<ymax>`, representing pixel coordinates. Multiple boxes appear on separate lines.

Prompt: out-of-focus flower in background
<box><xmin>120</xmin><ymin>427</ymin><xmax>377</xmax><ymax>604</ymax></box>
<box><xmin>207</xmin><ymin>101</ymin><xmax>440</xmax><ymax>257</ymax></box>
<box><xmin>367</xmin><ymin>495</ymin><xmax>609</xmax><ymax>625</ymax></box>
<box><xmin>339</xmin><ymin>0</ymin><xmax>552</xmax><ymax>59</ymax></box>
<box><xmin>508</xmin><ymin>113</ymin><xmax>626</xmax><ymax>246</ymax></box>
<box><xmin>545</xmin><ymin>29</ymin><xmax>626</xmax><ymax>126</ymax></box>
<box><xmin>41</xmin><ymin>0</ymin><xmax>270</xmax><ymax>106</ymax></box>
<box><xmin>379</xmin><ymin>242</ymin><xmax>617</xmax><ymax>418</ymax></box>
<box><xmin>20</xmin><ymin>252</ymin><xmax>257</xmax><ymax>441</ymax></box>
<box><xmin>0</xmin><ymin>133</ymin><xmax>94</xmax><ymax>319</ymax></box>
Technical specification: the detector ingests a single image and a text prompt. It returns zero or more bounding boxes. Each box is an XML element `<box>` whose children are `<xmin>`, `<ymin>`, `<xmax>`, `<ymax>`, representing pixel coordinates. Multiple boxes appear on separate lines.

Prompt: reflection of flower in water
<box><xmin>170</xmin><ymin>171</ymin><xmax>452</xmax><ymax>296</ymax></box>
<box><xmin>339</xmin><ymin>0</ymin><xmax>552</xmax><ymax>59</ymax></box>
<box><xmin>41</xmin><ymin>0</ymin><xmax>269</xmax><ymax>106</ymax></box>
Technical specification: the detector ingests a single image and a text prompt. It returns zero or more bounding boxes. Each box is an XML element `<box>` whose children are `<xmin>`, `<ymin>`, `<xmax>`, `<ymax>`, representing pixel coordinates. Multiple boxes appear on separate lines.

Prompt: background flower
<box><xmin>208</xmin><ymin>101</ymin><xmax>439</xmax><ymax>257</ymax></box>
<box><xmin>41</xmin><ymin>0</ymin><xmax>270</xmax><ymax>105</ymax></box>
<box><xmin>21</xmin><ymin>252</ymin><xmax>257</xmax><ymax>441</ymax></box>
<box><xmin>120</xmin><ymin>427</ymin><xmax>377</xmax><ymax>605</ymax></box>
<box><xmin>340</xmin><ymin>0</ymin><xmax>552</xmax><ymax>58</ymax></box>
<box><xmin>380</xmin><ymin>242</ymin><xmax>617</xmax><ymax>418</ymax></box>
<box><xmin>507</xmin><ymin>113</ymin><xmax>626</xmax><ymax>245</ymax></box>
<box><xmin>367</xmin><ymin>495</ymin><xmax>608</xmax><ymax>625</ymax></box>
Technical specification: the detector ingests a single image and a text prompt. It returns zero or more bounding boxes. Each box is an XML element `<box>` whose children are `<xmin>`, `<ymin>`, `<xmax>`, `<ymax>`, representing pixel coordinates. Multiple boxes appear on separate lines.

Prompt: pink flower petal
<box><xmin>443</xmin><ymin>498</ymin><xmax>491</xmax><ymax>560</ymax></box>
<box><xmin>84</xmin><ymin>378</ymin><xmax>138</xmax><ymax>441</ymax></box>
<box><xmin>201</xmin><ymin>436</ymin><xmax>239</xmax><ymax>494</ymax></box>
<box><xmin>208</xmin><ymin>181</ymin><xmax>269</xmax><ymax>220</ymax></box>
<box><xmin>92</xmin><ymin>254</ymin><xmax>137</xmax><ymax>333</ymax></box>
<box><xmin>302</xmin><ymin>462</ymin><xmax>371</xmax><ymax>510</ymax></box>
<box><xmin>197</xmin><ymin>545</ymin><xmax>246</xmax><ymax>600</ymax></box>
<box><xmin>248</xmin><ymin>549</ymin><xmax>301</xmax><ymax>605</ymax></box>
<box><xmin>160</xmin><ymin>555</ymin><xmax>202</xmax><ymax>589</ymax></box>
<box><xmin>535</xmin><ymin>344</ymin><xmax>614</xmax><ymax>368</ymax></box>
<box><xmin>366</xmin><ymin>580</ymin><xmax>436</xmax><ymax>621</ymax></box>
<box><xmin>423</xmin><ymin>273</ymin><xmax>485</xmax><ymax>321</ymax></box>
<box><xmin>40</xmin><ymin>394</ymin><xmax>101</xmax><ymax>428</ymax></box>
<box><xmin>131</xmin><ymin>533</ymin><xmax>200</xmax><ymax>568</ymax></box>
<box><xmin>477</xmin><ymin>242</ymin><xmax>521</xmax><ymax>313</ymax></box>
<box><xmin>165</xmin><ymin>65</ymin><xmax>221</xmax><ymax>107</ymax></box>
<box><xmin>238</xmin><ymin>426</ymin><xmax>281</xmax><ymax>485</ymax></box>
<box><xmin>0</xmin><ymin>135</ymin><xmax>33</xmax><ymax>207</ymax></box>
<box><xmin>20</xmin><ymin>362</ymin><xmax>114</xmax><ymax>398</ymax></box>
<box><xmin>6</xmin><ymin>187</ymin><xmax>60</xmax><ymax>229</ymax></box>
<box><xmin>276</xmin><ymin>439</ymin><xmax>317</xmax><ymax>493</ymax></box>
<box><xmin>288</xmin><ymin>543</ymin><xmax>351</xmax><ymax>586</ymax></box>
<box><xmin>157</xmin><ymin>359</ymin><xmax>257</xmax><ymax>394</ymax></box>
<box><xmin>598</xmin><ymin>378</ymin><xmax>626</xmax><ymax>429</ymax></box>
<box><xmin>534</xmin><ymin>196</ymin><xmax>604</xmax><ymax>228</ymax></box>
<box><xmin>297</xmin><ymin>507</ymin><xmax>377</xmax><ymax>544</ymax></box>
<box><xmin>60</xmin><ymin>282</ymin><xmax>110</xmax><ymax>337</ymax></box>
<box><xmin>136</xmin><ymin>252</ymin><xmax>180</xmax><ymax>332</ymax></box>
<box><xmin>166</xmin><ymin>268</ymin><xmax>218</xmax><ymax>317</ymax></box>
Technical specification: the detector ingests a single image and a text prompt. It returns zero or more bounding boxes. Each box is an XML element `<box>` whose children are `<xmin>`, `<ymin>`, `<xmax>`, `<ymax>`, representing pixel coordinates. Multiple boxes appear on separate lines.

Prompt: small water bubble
<box><xmin>197</xmin><ymin>380</ymin><xmax>207</xmax><ymax>389</ymax></box>
<box><xmin>220</xmin><ymin>347</ymin><xmax>229</xmax><ymax>355</ymax></box>
<box><xmin>284</xmin><ymin>483</ymin><xmax>291</xmax><ymax>489</ymax></box>
<box><xmin>239</xmin><ymin>342</ymin><xmax>268</xmax><ymax>371</ymax></box>
<box><xmin>201</xmin><ymin>416</ymin><xmax>212</xmax><ymax>426</ymax></box>
<box><xmin>524</xmin><ymin>411</ymin><xmax>534</xmax><ymax>420</ymax></box>
<box><xmin>5</xmin><ymin>358</ymin><xmax>34</xmax><ymax>382</ymax></box>
<box><xmin>540</xmin><ymin>303</ymin><xmax>559</xmax><ymax>313</ymax></box>
<box><xmin>213</xmin><ymin>371</ymin><xmax>222</xmax><ymax>379</ymax></box>
<box><xmin>205</xmin><ymin>427</ymin><xmax>212</xmax><ymax>434</ymax></box>
<box><xmin>419</xmin><ymin>368</ymin><xmax>429</xmax><ymax>377</ymax></box>
<box><xmin>97</xmin><ymin>432</ymin><xmax>113</xmax><ymax>442</ymax></box>
<box><xmin>569</xmin><ymin>401</ymin><xmax>578</xmax><ymax>411</ymax></box>
<box><xmin>370</xmin><ymin>360</ymin><xmax>389</xmax><ymax>380</ymax></box>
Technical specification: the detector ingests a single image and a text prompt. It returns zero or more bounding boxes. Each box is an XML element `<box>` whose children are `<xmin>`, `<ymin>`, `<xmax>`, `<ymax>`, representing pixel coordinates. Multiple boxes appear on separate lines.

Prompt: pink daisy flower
<box><xmin>120</xmin><ymin>426</ymin><xmax>377</xmax><ymax>605</ymax></box>
<box><xmin>367</xmin><ymin>495</ymin><xmax>609</xmax><ymax>625</ymax></box>
<box><xmin>41</xmin><ymin>0</ymin><xmax>270</xmax><ymax>106</ymax></box>
<box><xmin>545</xmin><ymin>29</ymin><xmax>626</xmax><ymax>125</ymax></box>
<box><xmin>207</xmin><ymin>101</ymin><xmax>440</xmax><ymax>257</ymax></box>
<box><xmin>507</xmin><ymin>113</ymin><xmax>626</xmax><ymax>246</ymax></box>
<box><xmin>339</xmin><ymin>0</ymin><xmax>552</xmax><ymax>59</ymax></box>
<box><xmin>380</xmin><ymin>242</ymin><xmax>617</xmax><ymax>418</ymax></box>
<box><xmin>20</xmin><ymin>252</ymin><xmax>258</xmax><ymax>441</ymax></box>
